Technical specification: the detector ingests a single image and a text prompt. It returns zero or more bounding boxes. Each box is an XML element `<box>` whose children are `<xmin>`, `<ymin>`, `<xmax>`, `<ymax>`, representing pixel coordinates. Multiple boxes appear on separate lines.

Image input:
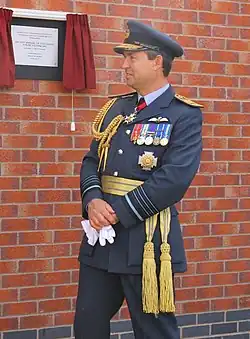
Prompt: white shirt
<box><xmin>138</xmin><ymin>83</ymin><xmax>170</xmax><ymax>106</ymax></box>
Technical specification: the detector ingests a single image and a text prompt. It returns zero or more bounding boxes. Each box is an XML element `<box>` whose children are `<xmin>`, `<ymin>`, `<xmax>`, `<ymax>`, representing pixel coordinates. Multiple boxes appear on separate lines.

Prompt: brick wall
<box><xmin>0</xmin><ymin>0</ymin><xmax>249</xmax><ymax>338</ymax></box>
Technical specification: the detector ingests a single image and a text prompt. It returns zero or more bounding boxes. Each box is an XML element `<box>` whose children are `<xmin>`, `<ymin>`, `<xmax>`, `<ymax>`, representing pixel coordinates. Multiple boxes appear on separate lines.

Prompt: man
<box><xmin>74</xmin><ymin>20</ymin><xmax>203</xmax><ymax>339</ymax></box>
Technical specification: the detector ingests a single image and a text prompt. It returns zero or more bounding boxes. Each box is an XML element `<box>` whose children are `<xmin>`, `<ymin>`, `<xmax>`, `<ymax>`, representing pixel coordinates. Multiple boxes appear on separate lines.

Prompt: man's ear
<box><xmin>153</xmin><ymin>54</ymin><xmax>164</xmax><ymax>71</ymax></box>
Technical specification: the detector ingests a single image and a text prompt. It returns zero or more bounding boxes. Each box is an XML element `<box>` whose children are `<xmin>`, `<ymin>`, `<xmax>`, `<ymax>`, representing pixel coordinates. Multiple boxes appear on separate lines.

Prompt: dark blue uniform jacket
<box><xmin>79</xmin><ymin>85</ymin><xmax>202</xmax><ymax>274</ymax></box>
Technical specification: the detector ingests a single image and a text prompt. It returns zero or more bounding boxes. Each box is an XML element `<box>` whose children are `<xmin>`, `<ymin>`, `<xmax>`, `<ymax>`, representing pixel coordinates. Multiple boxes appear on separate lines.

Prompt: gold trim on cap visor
<box><xmin>115</xmin><ymin>43</ymin><xmax>144</xmax><ymax>50</ymax></box>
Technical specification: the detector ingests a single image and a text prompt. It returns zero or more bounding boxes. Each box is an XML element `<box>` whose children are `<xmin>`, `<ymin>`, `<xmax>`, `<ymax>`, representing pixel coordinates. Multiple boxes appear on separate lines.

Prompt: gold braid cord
<box><xmin>92</xmin><ymin>98</ymin><xmax>125</xmax><ymax>171</ymax></box>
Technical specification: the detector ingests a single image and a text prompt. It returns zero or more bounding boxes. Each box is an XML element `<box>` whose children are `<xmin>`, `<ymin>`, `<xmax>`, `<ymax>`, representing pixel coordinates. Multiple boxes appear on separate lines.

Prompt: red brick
<box><xmin>197</xmin><ymin>211</ymin><xmax>223</xmax><ymax>223</ymax></box>
<box><xmin>3</xmin><ymin>135</ymin><xmax>38</xmax><ymax>148</ymax></box>
<box><xmin>55</xmin><ymin>285</ymin><xmax>78</xmax><ymax>298</ymax></box>
<box><xmin>241</xmin><ymin>175</ymin><xmax>250</xmax><ymax>185</ymax></box>
<box><xmin>19</xmin><ymin>259</ymin><xmax>53</xmax><ymax>273</ymax></box>
<box><xmin>57</xmin><ymin>122</ymin><xmax>90</xmax><ymax>136</ymax></box>
<box><xmin>239</xmin><ymin>297</ymin><xmax>250</xmax><ymax>308</ymax></box>
<box><xmin>93</xmin><ymin>42</ymin><xmax>117</xmax><ymax>56</ymax></box>
<box><xmin>211</xmin><ymin>298</ymin><xmax>237</xmax><ymax>311</ymax></box>
<box><xmin>0</xmin><ymin>318</ymin><xmax>18</xmax><ymax>331</ymax></box>
<box><xmin>213</xmin><ymin>26</ymin><xmax>239</xmax><ymax>38</ymax></box>
<box><xmin>19</xmin><ymin>204</ymin><xmax>53</xmax><ymax>217</ymax></box>
<box><xmin>212</xmin><ymin>273</ymin><xmax>238</xmax><ymax>285</ymax></box>
<box><xmin>40</xmin><ymin>136</ymin><xmax>73</xmax><ymax>148</ymax></box>
<box><xmin>38</xmin><ymin>271</ymin><xmax>70</xmax><ymax>285</ymax></box>
<box><xmin>38</xmin><ymin>217</ymin><xmax>71</xmax><ymax>230</ymax></box>
<box><xmin>40</xmin><ymin>109</ymin><xmax>72</xmax><ymax>121</ymax></box>
<box><xmin>197</xmin><ymin>262</ymin><xmax>224</xmax><ymax>274</ymax></box>
<box><xmin>213</xmin><ymin>76</ymin><xmax>238</xmax><ymax>87</ymax></box>
<box><xmin>2</xmin><ymin>163</ymin><xmax>37</xmax><ymax>176</ymax></box>
<box><xmin>241</xmin><ymin>3</ymin><xmax>250</xmax><ymax>14</ymax></box>
<box><xmin>211</xmin><ymin>199</ymin><xmax>238</xmax><ymax>211</ymax></box>
<box><xmin>20</xmin><ymin>286</ymin><xmax>53</xmax><ymax>301</ymax></box>
<box><xmin>72</xmin><ymin>189</ymin><xmax>81</xmax><ymax>202</ymax></box>
<box><xmin>185</xmin><ymin>49</ymin><xmax>211</xmax><ymax>61</ymax></box>
<box><xmin>0</xmin><ymin>177</ymin><xmax>19</xmax><ymax>189</ymax></box>
<box><xmin>183</xmin><ymin>24</ymin><xmax>211</xmax><ymax>36</ymax></box>
<box><xmin>0</xmin><ymin>289</ymin><xmax>18</xmax><ymax>302</ymax></box>
<box><xmin>198</xmin><ymin>38</ymin><xmax>225</xmax><ymax>50</ymax></box>
<box><xmin>240</xmin><ymin>272</ymin><xmax>250</xmax><ymax>283</ymax></box>
<box><xmin>55</xmin><ymin>312</ymin><xmax>74</xmax><ymax>326</ymax></box>
<box><xmin>210</xmin><ymin>249</ymin><xmax>237</xmax><ymax>261</ymax></box>
<box><xmin>228</xmin><ymin>89</ymin><xmax>249</xmax><ymax>100</ymax></box>
<box><xmin>202</xmin><ymin>138</ymin><xmax>227</xmax><ymax>149</ymax></box>
<box><xmin>75</xmin><ymin>136</ymin><xmax>93</xmax><ymax>148</ymax></box>
<box><xmin>0</xmin><ymin>261</ymin><xmax>17</xmax><ymax>274</ymax></box>
<box><xmin>2</xmin><ymin>245</ymin><xmax>35</xmax><ymax>259</ymax></box>
<box><xmin>227</xmin><ymin>64</ymin><xmax>250</xmax><ymax>76</ymax></box>
<box><xmin>183</xmin><ymin>275</ymin><xmax>210</xmax><ymax>287</ymax></box>
<box><xmin>54</xmin><ymin>230</ymin><xmax>81</xmax><ymax>243</ymax></box>
<box><xmin>140</xmin><ymin>7</ymin><xmax>168</xmax><ymax>20</ymax></box>
<box><xmin>2</xmin><ymin>218</ymin><xmax>36</xmax><ymax>232</ymax></box>
<box><xmin>0</xmin><ymin>122</ymin><xmax>20</xmax><ymax>134</ymax></box>
<box><xmin>212</xmin><ymin>51</ymin><xmax>239</xmax><ymax>63</ymax></box>
<box><xmin>182</xmin><ymin>199</ymin><xmax>209</xmax><ymax>211</ymax></box>
<box><xmin>184</xmin><ymin>0</ymin><xmax>211</xmax><ymax>10</ymax></box>
<box><xmin>109</xmin><ymin>4</ymin><xmax>137</xmax><ymax>17</ymax></box>
<box><xmin>197</xmin><ymin>237</ymin><xmax>223</xmax><ymax>249</ymax></box>
<box><xmin>22</xmin><ymin>150</ymin><xmax>55</xmax><ymax>162</ymax></box>
<box><xmin>213</xmin><ymin>175</ymin><xmax>239</xmax><ymax>186</ymax></box>
<box><xmin>197</xmin><ymin>287</ymin><xmax>223</xmax><ymax>299</ymax></box>
<box><xmin>3</xmin><ymin>302</ymin><xmax>36</xmax><ymax>315</ymax></box>
<box><xmin>91</xmin><ymin>16</ymin><xmax>122</xmax><ymax>30</ymax></box>
<box><xmin>38</xmin><ymin>190</ymin><xmax>70</xmax><ymax>202</ymax></box>
<box><xmin>75</xmin><ymin>2</ymin><xmax>106</xmax><ymax>14</ymax></box>
<box><xmin>213</xmin><ymin>1</ymin><xmax>239</xmax><ymax>12</ymax></box>
<box><xmin>0</xmin><ymin>93</ymin><xmax>20</xmax><ymax>105</ymax></box>
<box><xmin>154</xmin><ymin>22</ymin><xmax>182</xmax><ymax>34</ymax></box>
<box><xmin>0</xmin><ymin>205</ymin><xmax>18</xmax><ymax>217</ymax></box>
<box><xmin>20</xmin><ymin>122</ymin><xmax>55</xmax><ymax>134</ymax></box>
<box><xmin>5</xmin><ymin>108</ymin><xmax>38</xmax><ymax>120</ymax></box>
<box><xmin>182</xmin><ymin>300</ymin><xmax>209</xmax><ymax>313</ymax></box>
<box><xmin>54</xmin><ymin>257</ymin><xmax>79</xmax><ymax>270</ymax></box>
<box><xmin>22</xmin><ymin>177</ymin><xmax>55</xmax><ymax>189</ymax></box>
<box><xmin>183</xmin><ymin>74</ymin><xmax>211</xmax><ymax>86</ymax></box>
<box><xmin>39</xmin><ymin>81</ymin><xmax>66</xmax><ymax>94</ymax></box>
<box><xmin>215</xmin><ymin>101</ymin><xmax>240</xmax><ymax>113</ymax></box>
<box><xmin>55</xmin><ymin>203</ymin><xmax>81</xmax><ymax>216</ymax></box>
<box><xmin>183</xmin><ymin>225</ymin><xmax>209</xmax><ymax>237</ymax></box>
<box><xmin>200</xmin><ymin>88</ymin><xmax>226</xmax><ymax>99</ymax></box>
<box><xmin>240</xmin><ymin>198</ymin><xmax>250</xmax><ymax>209</ymax></box>
<box><xmin>1</xmin><ymin>191</ymin><xmax>35</xmax><ymax>203</ymax></box>
<box><xmin>74</xmin><ymin>109</ymin><xmax>99</xmax><ymax>123</ymax></box>
<box><xmin>229</xmin><ymin>162</ymin><xmax>250</xmax><ymax>173</ymax></box>
<box><xmin>199</xmin><ymin>12</ymin><xmax>226</xmax><ymax>25</ymax></box>
<box><xmin>20</xmin><ymin>315</ymin><xmax>53</xmax><ymax>329</ymax></box>
<box><xmin>215</xmin><ymin>150</ymin><xmax>241</xmax><ymax>161</ymax></box>
<box><xmin>211</xmin><ymin>224</ymin><xmax>239</xmax><ymax>235</ymax></box>
<box><xmin>0</xmin><ymin>149</ymin><xmax>20</xmax><ymax>162</ymax></box>
<box><xmin>39</xmin><ymin>163</ymin><xmax>73</xmax><ymax>175</ymax></box>
<box><xmin>228</xmin><ymin>15</ymin><xmax>249</xmax><ymax>26</ymax></box>
<box><xmin>156</xmin><ymin>0</ymin><xmax>183</xmax><ymax>7</ymax></box>
<box><xmin>58</xmin><ymin>95</ymin><xmax>90</xmax><ymax>108</ymax></box>
<box><xmin>0</xmin><ymin>233</ymin><xmax>17</xmax><ymax>246</ymax></box>
<box><xmin>19</xmin><ymin>231</ymin><xmax>53</xmax><ymax>244</ymax></box>
<box><xmin>39</xmin><ymin>298</ymin><xmax>71</xmax><ymax>313</ymax></box>
<box><xmin>226</xmin><ymin>211</ymin><xmax>249</xmax><ymax>222</ymax></box>
<box><xmin>58</xmin><ymin>150</ymin><xmax>85</xmax><ymax>162</ymax></box>
<box><xmin>240</xmin><ymin>28</ymin><xmax>250</xmax><ymax>39</ymax></box>
<box><xmin>240</xmin><ymin>78</ymin><xmax>250</xmax><ymax>88</ymax></box>
<box><xmin>176</xmin><ymin>288</ymin><xmax>196</xmax><ymax>301</ymax></box>
<box><xmin>23</xmin><ymin>95</ymin><xmax>55</xmax><ymax>107</ymax></box>
<box><xmin>2</xmin><ymin>274</ymin><xmax>36</xmax><ymax>288</ymax></box>
<box><xmin>226</xmin><ymin>260</ymin><xmax>250</xmax><ymax>272</ymax></box>
<box><xmin>228</xmin><ymin>138</ymin><xmax>250</xmax><ymax>149</ymax></box>
<box><xmin>171</xmin><ymin>9</ymin><xmax>197</xmax><ymax>22</ymax></box>
<box><xmin>173</xmin><ymin>60</ymin><xmax>198</xmax><ymax>73</ymax></box>
<box><xmin>37</xmin><ymin>244</ymin><xmax>70</xmax><ymax>258</ymax></box>
<box><xmin>198</xmin><ymin>187</ymin><xmax>225</xmax><ymax>198</ymax></box>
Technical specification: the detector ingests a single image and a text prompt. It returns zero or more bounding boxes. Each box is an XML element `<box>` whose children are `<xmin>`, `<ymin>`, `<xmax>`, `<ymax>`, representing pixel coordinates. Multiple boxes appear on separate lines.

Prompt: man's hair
<box><xmin>145</xmin><ymin>50</ymin><xmax>172</xmax><ymax>77</ymax></box>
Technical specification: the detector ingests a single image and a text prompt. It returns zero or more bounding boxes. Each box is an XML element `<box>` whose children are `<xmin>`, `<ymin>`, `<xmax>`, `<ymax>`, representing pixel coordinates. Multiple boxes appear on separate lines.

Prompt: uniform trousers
<box><xmin>74</xmin><ymin>263</ymin><xmax>180</xmax><ymax>339</ymax></box>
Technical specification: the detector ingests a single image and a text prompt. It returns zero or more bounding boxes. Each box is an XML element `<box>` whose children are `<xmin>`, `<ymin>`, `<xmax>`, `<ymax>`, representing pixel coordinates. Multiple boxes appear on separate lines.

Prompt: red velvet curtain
<box><xmin>0</xmin><ymin>8</ymin><xmax>15</xmax><ymax>88</ymax></box>
<box><xmin>63</xmin><ymin>14</ymin><xmax>96</xmax><ymax>91</ymax></box>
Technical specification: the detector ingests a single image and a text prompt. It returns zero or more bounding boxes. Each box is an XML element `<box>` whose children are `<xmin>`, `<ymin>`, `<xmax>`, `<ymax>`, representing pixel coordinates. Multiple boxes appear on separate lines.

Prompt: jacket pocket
<box><xmin>79</xmin><ymin>234</ymin><xmax>95</xmax><ymax>257</ymax></box>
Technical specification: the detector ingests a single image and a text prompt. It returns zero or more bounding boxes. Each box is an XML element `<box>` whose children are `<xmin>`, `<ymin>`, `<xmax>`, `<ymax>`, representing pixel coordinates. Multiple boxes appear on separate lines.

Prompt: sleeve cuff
<box><xmin>82</xmin><ymin>188</ymin><xmax>103</xmax><ymax>219</ymax></box>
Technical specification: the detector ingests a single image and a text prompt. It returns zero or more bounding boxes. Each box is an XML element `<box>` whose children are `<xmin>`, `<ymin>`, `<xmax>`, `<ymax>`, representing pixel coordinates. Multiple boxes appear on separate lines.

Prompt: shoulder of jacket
<box><xmin>108</xmin><ymin>91</ymin><xmax>137</xmax><ymax>99</ymax></box>
<box><xmin>175</xmin><ymin>94</ymin><xmax>204</xmax><ymax>108</ymax></box>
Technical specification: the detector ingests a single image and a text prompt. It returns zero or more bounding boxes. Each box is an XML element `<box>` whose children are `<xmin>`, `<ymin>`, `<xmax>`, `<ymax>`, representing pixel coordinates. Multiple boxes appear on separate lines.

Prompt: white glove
<box><xmin>99</xmin><ymin>226</ymin><xmax>116</xmax><ymax>246</ymax></box>
<box><xmin>81</xmin><ymin>220</ymin><xmax>116</xmax><ymax>247</ymax></box>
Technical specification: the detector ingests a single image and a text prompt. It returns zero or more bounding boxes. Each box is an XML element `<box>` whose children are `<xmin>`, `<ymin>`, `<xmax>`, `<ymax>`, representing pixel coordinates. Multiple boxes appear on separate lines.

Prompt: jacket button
<box><xmin>113</xmin><ymin>171</ymin><xmax>118</xmax><ymax>176</ymax></box>
<box><xmin>118</xmin><ymin>149</ymin><xmax>123</xmax><ymax>154</ymax></box>
<box><xmin>126</xmin><ymin>130</ymin><xmax>131</xmax><ymax>135</ymax></box>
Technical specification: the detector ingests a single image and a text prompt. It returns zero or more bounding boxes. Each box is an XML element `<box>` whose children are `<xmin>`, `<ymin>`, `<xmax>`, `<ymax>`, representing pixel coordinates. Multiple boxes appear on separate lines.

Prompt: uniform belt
<box><xmin>101</xmin><ymin>175</ymin><xmax>143</xmax><ymax>195</ymax></box>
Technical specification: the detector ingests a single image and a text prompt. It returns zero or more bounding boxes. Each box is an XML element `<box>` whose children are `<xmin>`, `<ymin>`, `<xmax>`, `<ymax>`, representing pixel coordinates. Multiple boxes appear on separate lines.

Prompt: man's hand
<box><xmin>87</xmin><ymin>199</ymin><xmax>119</xmax><ymax>230</ymax></box>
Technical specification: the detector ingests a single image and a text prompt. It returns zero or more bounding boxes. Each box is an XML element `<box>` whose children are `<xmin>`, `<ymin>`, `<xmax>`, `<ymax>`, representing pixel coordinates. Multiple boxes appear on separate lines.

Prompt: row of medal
<box><xmin>131</xmin><ymin>123</ymin><xmax>173</xmax><ymax>146</ymax></box>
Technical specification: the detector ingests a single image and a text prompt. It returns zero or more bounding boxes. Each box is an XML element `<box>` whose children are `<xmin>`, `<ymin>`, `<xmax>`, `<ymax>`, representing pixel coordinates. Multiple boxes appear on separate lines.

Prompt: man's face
<box><xmin>122</xmin><ymin>51</ymin><xmax>158</xmax><ymax>91</ymax></box>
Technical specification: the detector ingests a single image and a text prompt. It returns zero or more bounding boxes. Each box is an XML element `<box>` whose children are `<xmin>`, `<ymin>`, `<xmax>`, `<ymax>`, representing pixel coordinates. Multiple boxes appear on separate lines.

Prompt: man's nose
<box><xmin>122</xmin><ymin>58</ymin><xmax>129</xmax><ymax>69</ymax></box>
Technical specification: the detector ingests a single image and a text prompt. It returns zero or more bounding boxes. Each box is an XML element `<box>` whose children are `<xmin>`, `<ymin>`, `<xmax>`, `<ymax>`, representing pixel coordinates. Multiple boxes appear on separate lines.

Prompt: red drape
<box><xmin>0</xmin><ymin>8</ymin><xmax>15</xmax><ymax>88</ymax></box>
<box><xmin>63</xmin><ymin>14</ymin><xmax>96</xmax><ymax>91</ymax></box>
